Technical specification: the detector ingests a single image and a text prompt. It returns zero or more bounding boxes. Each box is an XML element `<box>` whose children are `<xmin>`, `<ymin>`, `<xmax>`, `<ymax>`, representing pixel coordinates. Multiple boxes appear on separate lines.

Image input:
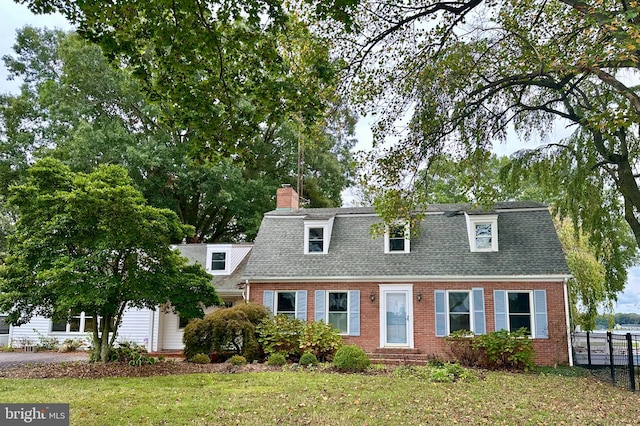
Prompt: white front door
<box><xmin>380</xmin><ymin>284</ymin><xmax>414</xmax><ymax>348</ymax></box>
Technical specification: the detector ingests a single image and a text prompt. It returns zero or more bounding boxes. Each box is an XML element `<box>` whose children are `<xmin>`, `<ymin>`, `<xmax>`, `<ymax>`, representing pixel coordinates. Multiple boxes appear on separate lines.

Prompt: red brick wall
<box><xmin>250</xmin><ymin>280</ymin><xmax>569</xmax><ymax>366</ymax></box>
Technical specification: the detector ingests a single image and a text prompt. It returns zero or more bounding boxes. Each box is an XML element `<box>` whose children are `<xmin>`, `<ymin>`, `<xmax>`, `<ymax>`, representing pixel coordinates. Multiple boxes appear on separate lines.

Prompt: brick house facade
<box><xmin>243</xmin><ymin>187</ymin><xmax>572</xmax><ymax>366</ymax></box>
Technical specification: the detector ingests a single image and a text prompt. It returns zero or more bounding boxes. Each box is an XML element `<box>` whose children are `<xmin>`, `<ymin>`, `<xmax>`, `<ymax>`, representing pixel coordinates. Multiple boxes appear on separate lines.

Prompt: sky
<box><xmin>1</xmin><ymin>2</ymin><xmax>640</xmax><ymax>314</ymax></box>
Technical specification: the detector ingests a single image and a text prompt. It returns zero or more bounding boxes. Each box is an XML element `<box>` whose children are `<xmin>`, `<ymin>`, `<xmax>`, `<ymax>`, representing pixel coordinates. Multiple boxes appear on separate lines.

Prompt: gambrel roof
<box><xmin>243</xmin><ymin>202</ymin><xmax>571</xmax><ymax>281</ymax></box>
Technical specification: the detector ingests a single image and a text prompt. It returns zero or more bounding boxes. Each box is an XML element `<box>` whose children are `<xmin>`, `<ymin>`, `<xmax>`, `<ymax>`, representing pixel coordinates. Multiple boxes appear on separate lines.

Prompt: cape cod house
<box><xmin>242</xmin><ymin>186</ymin><xmax>573</xmax><ymax>366</ymax></box>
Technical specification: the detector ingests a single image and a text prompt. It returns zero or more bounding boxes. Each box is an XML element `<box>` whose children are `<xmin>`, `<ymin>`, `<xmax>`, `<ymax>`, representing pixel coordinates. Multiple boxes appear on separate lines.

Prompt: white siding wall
<box><xmin>229</xmin><ymin>245</ymin><xmax>251</xmax><ymax>272</ymax></box>
<box><xmin>117</xmin><ymin>307</ymin><xmax>154</xmax><ymax>347</ymax></box>
<box><xmin>9</xmin><ymin>316</ymin><xmax>51</xmax><ymax>347</ymax></box>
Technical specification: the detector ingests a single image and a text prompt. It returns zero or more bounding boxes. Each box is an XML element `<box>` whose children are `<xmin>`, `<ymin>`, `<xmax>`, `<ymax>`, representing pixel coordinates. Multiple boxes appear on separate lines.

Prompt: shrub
<box><xmin>266</xmin><ymin>353</ymin><xmax>287</xmax><ymax>366</ymax></box>
<box><xmin>299</xmin><ymin>320</ymin><xmax>343</xmax><ymax>362</ymax></box>
<box><xmin>58</xmin><ymin>339</ymin><xmax>83</xmax><ymax>353</ymax></box>
<box><xmin>446</xmin><ymin>330</ymin><xmax>483</xmax><ymax>367</ymax></box>
<box><xmin>183</xmin><ymin>303</ymin><xmax>270</xmax><ymax>361</ymax></box>
<box><xmin>474</xmin><ymin>328</ymin><xmax>534</xmax><ymax>371</ymax></box>
<box><xmin>110</xmin><ymin>341</ymin><xmax>157</xmax><ymax>366</ymax></box>
<box><xmin>257</xmin><ymin>316</ymin><xmax>343</xmax><ymax>362</ymax></box>
<box><xmin>33</xmin><ymin>329</ymin><xmax>59</xmax><ymax>350</ymax></box>
<box><xmin>299</xmin><ymin>352</ymin><xmax>318</xmax><ymax>367</ymax></box>
<box><xmin>228</xmin><ymin>355</ymin><xmax>247</xmax><ymax>366</ymax></box>
<box><xmin>257</xmin><ymin>315</ymin><xmax>305</xmax><ymax>360</ymax></box>
<box><xmin>333</xmin><ymin>345</ymin><xmax>371</xmax><ymax>372</ymax></box>
<box><xmin>191</xmin><ymin>353</ymin><xmax>211</xmax><ymax>364</ymax></box>
<box><xmin>392</xmin><ymin>363</ymin><xmax>478</xmax><ymax>383</ymax></box>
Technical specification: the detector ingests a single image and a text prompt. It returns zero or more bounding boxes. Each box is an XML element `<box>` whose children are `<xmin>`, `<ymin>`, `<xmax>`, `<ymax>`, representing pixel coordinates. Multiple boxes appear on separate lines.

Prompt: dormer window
<box><xmin>385</xmin><ymin>223</ymin><xmax>410</xmax><ymax>253</ymax></box>
<box><xmin>303</xmin><ymin>217</ymin><xmax>335</xmax><ymax>254</ymax></box>
<box><xmin>206</xmin><ymin>244</ymin><xmax>231</xmax><ymax>274</ymax></box>
<box><xmin>465</xmin><ymin>214</ymin><xmax>498</xmax><ymax>252</ymax></box>
<box><xmin>210</xmin><ymin>252</ymin><xmax>226</xmax><ymax>271</ymax></box>
<box><xmin>308</xmin><ymin>228</ymin><xmax>324</xmax><ymax>252</ymax></box>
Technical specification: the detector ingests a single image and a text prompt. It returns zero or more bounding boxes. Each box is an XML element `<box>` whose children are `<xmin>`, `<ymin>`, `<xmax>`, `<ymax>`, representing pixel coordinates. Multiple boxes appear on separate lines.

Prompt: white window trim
<box><xmin>465</xmin><ymin>213</ymin><xmax>498</xmax><ymax>252</ymax></box>
<box><xmin>51</xmin><ymin>312</ymin><xmax>94</xmax><ymax>334</ymax></box>
<box><xmin>384</xmin><ymin>222</ymin><xmax>411</xmax><ymax>253</ymax></box>
<box><xmin>505</xmin><ymin>290</ymin><xmax>535</xmax><ymax>336</ymax></box>
<box><xmin>275</xmin><ymin>291</ymin><xmax>298</xmax><ymax>317</ymax></box>
<box><xmin>206</xmin><ymin>244</ymin><xmax>232</xmax><ymax>275</ymax></box>
<box><xmin>303</xmin><ymin>218</ymin><xmax>334</xmax><ymax>254</ymax></box>
<box><xmin>326</xmin><ymin>290</ymin><xmax>350</xmax><ymax>335</ymax></box>
<box><xmin>446</xmin><ymin>290</ymin><xmax>473</xmax><ymax>335</ymax></box>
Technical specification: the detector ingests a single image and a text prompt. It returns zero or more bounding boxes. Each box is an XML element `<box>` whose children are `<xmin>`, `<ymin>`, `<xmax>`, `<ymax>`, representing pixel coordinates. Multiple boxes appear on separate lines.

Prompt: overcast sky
<box><xmin>1</xmin><ymin>1</ymin><xmax>639</xmax><ymax>315</ymax></box>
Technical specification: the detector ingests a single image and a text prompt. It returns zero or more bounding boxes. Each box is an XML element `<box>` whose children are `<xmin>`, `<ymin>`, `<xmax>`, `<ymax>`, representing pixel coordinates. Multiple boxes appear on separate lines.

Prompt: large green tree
<box><xmin>0</xmin><ymin>158</ymin><xmax>221</xmax><ymax>361</ymax></box>
<box><xmin>1</xmin><ymin>26</ymin><xmax>355</xmax><ymax>241</ymax></box>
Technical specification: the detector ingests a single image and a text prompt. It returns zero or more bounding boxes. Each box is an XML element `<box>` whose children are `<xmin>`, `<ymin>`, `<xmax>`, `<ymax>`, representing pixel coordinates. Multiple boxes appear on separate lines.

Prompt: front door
<box><xmin>380</xmin><ymin>284</ymin><xmax>414</xmax><ymax>348</ymax></box>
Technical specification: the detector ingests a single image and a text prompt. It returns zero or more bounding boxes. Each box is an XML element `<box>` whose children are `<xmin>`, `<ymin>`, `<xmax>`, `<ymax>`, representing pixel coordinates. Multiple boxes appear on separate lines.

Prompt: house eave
<box><xmin>243</xmin><ymin>274</ymin><xmax>572</xmax><ymax>283</ymax></box>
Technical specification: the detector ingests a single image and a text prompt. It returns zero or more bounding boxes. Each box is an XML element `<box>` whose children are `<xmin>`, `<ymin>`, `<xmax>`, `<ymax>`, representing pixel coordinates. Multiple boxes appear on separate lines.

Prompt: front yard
<box><xmin>0</xmin><ymin>364</ymin><xmax>638</xmax><ymax>425</ymax></box>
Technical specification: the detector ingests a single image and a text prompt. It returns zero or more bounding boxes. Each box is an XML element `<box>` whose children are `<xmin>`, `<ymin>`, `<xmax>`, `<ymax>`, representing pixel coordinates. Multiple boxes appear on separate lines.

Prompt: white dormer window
<box><xmin>384</xmin><ymin>223</ymin><xmax>410</xmax><ymax>253</ymax></box>
<box><xmin>465</xmin><ymin>214</ymin><xmax>498</xmax><ymax>252</ymax></box>
<box><xmin>303</xmin><ymin>217</ymin><xmax>334</xmax><ymax>254</ymax></box>
<box><xmin>206</xmin><ymin>244</ymin><xmax>232</xmax><ymax>275</ymax></box>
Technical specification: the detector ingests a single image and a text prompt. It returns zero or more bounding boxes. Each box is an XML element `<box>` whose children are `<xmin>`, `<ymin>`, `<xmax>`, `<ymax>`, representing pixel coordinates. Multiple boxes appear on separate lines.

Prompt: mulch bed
<box><xmin>0</xmin><ymin>359</ymin><xmax>285</xmax><ymax>379</ymax></box>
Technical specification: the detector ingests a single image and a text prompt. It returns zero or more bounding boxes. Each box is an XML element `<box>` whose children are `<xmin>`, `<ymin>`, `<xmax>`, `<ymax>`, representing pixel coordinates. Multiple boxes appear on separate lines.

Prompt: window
<box><xmin>475</xmin><ymin>223</ymin><xmax>492</xmax><ymax>250</ymax></box>
<box><xmin>448</xmin><ymin>291</ymin><xmax>471</xmax><ymax>333</ymax></box>
<box><xmin>308</xmin><ymin>228</ymin><xmax>324</xmax><ymax>253</ymax></box>
<box><xmin>276</xmin><ymin>291</ymin><xmax>297</xmax><ymax>318</ymax></box>
<box><xmin>206</xmin><ymin>245</ymin><xmax>232</xmax><ymax>274</ymax></box>
<box><xmin>210</xmin><ymin>252</ymin><xmax>226</xmax><ymax>271</ymax></box>
<box><xmin>51</xmin><ymin>312</ymin><xmax>97</xmax><ymax>333</ymax></box>
<box><xmin>0</xmin><ymin>316</ymin><xmax>9</xmax><ymax>335</ymax></box>
<box><xmin>328</xmin><ymin>292</ymin><xmax>349</xmax><ymax>334</ymax></box>
<box><xmin>507</xmin><ymin>292</ymin><xmax>532</xmax><ymax>335</ymax></box>
<box><xmin>178</xmin><ymin>316</ymin><xmax>190</xmax><ymax>330</ymax></box>
<box><xmin>384</xmin><ymin>223</ymin><xmax>410</xmax><ymax>253</ymax></box>
<box><xmin>465</xmin><ymin>214</ymin><xmax>498</xmax><ymax>252</ymax></box>
<box><xmin>303</xmin><ymin>218</ymin><xmax>334</xmax><ymax>254</ymax></box>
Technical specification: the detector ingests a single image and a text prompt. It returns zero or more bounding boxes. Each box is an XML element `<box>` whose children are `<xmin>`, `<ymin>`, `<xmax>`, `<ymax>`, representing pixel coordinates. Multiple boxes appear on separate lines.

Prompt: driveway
<box><xmin>0</xmin><ymin>351</ymin><xmax>89</xmax><ymax>370</ymax></box>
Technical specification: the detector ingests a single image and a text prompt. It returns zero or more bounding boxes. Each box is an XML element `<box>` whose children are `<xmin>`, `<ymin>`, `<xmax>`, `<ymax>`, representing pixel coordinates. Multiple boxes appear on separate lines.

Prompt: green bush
<box><xmin>257</xmin><ymin>316</ymin><xmax>343</xmax><ymax>362</ymax></box>
<box><xmin>299</xmin><ymin>352</ymin><xmax>318</xmax><ymax>367</ymax></box>
<box><xmin>183</xmin><ymin>303</ymin><xmax>270</xmax><ymax>361</ymax></box>
<box><xmin>228</xmin><ymin>355</ymin><xmax>247</xmax><ymax>366</ymax></box>
<box><xmin>445</xmin><ymin>330</ymin><xmax>483</xmax><ymax>367</ymax></box>
<box><xmin>393</xmin><ymin>363</ymin><xmax>478</xmax><ymax>383</ymax></box>
<box><xmin>191</xmin><ymin>353</ymin><xmax>211</xmax><ymax>364</ymax></box>
<box><xmin>474</xmin><ymin>328</ymin><xmax>535</xmax><ymax>371</ymax></box>
<box><xmin>299</xmin><ymin>320</ymin><xmax>343</xmax><ymax>362</ymax></box>
<box><xmin>333</xmin><ymin>345</ymin><xmax>371</xmax><ymax>372</ymax></box>
<box><xmin>257</xmin><ymin>315</ymin><xmax>305</xmax><ymax>360</ymax></box>
<box><xmin>266</xmin><ymin>353</ymin><xmax>287</xmax><ymax>366</ymax></box>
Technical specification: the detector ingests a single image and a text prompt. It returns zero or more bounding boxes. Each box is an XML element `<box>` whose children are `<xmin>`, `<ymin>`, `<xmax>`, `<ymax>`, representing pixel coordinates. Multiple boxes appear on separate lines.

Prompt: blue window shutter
<box><xmin>348</xmin><ymin>290</ymin><xmax>360</xmax><ymax>336</ymax></box>
<box><xmin>296</xmin><ymin>290</ymin><xmax>307</xmax><ymax>321</ymax></box>
<box><xmin>472</xmin><ymin>288</ymin><xmax>486</xmax><ymax>335</ymax></box>
<box><xmin>534</xmin><ymin>290</ymin><xmax>548</xmax><ymax>338</ymax></box>
<box><xmin>434</xmin><ymin>290</ymin><xmax>446</xmax><ymax>337</ymax></box>
<box><xmin>494</xmin><ymin>290</ymin><xmax>507</xmax><ymax>331</ymax></box>
<box><xmin>315</xmin><ymin>290</ymin><xmax>326</xmax><ymax>322</ymax></box>
<box><xmin>263</xmin><ymin>291</ymin><xmax>274</xmax><ymax>314</ymax></box>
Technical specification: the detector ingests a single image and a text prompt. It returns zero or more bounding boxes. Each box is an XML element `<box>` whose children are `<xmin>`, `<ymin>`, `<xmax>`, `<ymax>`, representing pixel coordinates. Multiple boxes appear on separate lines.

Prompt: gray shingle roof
<box><xmin>243</xmin><ymin>202</ymin><xmax>571</xmax><ymax>280</ymax></box>
<box><xmin>173</xmin><ymin>244</ymin><xmax>251</xmax><ymax>292</ymax></box>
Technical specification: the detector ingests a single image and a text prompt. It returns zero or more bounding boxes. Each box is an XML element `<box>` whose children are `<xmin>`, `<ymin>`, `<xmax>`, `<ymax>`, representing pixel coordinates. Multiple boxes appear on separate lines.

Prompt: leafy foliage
<box><xmin>257</xmin><ymin>315</ymin><xmax>343</xmax><ymax>361</ymax></box>
<box><xmin>332</xmin><ymin>345</ymin><xmax>370</xmax><ymax>372</ymax></box>
<box><xmin>182</xmin><ymin>303</ymin><xmax>270</xmax><ymax>361</ymax></box>
<box><xmin>447</xmin><ymin>329</ymin><xmax>535</xmax><ymax>371</ymax></box>
<box><xmin>190</xmin><ymin>353</ymin><xmax>211</xmax><ymax>364</ymax></box>
<box><xmin>298</xmin><ymin>352</ymin><xmax>319</xmax><ymax>367</ymax></box>
<box><xmin>228</xmin><ymin>355</ymin><xmax>248</xmax><ymax>366</ymax></box>
<box><xmin>266</xmin><ymin>353</ymin><xmax>287</xmax><ymax>366</ymax></box>
<box><xmin>0</xmin><ymin>158</ymin><xmax>220</xmax><ymax>362</ymax></box>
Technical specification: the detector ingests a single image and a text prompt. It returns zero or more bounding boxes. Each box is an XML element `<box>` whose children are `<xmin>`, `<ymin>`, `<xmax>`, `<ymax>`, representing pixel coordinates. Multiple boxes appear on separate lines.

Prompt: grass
<box><xmin>0</xmin><ymin>368</ymin><xmax>639</xmax><ymax>425</ymax></box>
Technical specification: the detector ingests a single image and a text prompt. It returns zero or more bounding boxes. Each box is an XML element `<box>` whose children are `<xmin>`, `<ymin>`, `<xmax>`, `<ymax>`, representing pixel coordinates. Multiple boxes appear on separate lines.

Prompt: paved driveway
<box><xmin>0</xmin><ymin>351</ymin><xmax>88</xmax><ymax>370</ymax></box>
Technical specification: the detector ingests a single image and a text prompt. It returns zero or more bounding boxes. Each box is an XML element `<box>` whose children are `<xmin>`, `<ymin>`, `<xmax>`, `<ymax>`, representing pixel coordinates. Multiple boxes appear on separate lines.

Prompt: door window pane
<box><xmin>386</xmin><ymin>292</ymin><xmax>407</xmax><ymax>344</ymax></box>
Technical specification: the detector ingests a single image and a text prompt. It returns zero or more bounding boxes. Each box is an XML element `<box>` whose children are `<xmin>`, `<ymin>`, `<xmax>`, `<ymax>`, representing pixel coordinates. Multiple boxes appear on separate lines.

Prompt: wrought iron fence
<box><xmin>572</xmin><ymin>331</ymin><xmax>639</xmax><ymax>392</ymax></box>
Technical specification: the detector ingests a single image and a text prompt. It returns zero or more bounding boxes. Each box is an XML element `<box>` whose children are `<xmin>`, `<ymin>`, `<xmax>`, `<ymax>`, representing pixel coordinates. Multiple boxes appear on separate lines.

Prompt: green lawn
<box><xmin>0</xmin><ymin>369</ymin><xmax>638</xmax><ymax>425</ymax></box>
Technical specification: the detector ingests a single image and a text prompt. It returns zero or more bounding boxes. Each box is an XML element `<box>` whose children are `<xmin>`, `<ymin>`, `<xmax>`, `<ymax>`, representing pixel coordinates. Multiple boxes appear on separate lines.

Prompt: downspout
<box><xmin>244</xmin><ymin>279</ymin><xmax>250</xmax><ymax>302</ymax></box>
<box><xmin>563</xmin><ymin>277</ymin><xmax>574</xmax><ymax>367</ymax></box>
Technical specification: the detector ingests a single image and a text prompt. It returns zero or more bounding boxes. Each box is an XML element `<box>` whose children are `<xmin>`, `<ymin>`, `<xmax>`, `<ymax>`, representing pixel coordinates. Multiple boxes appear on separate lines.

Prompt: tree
<box><xmin>1</xmin><ymin>26</ymin><xmax>356</xmax><ymax>241</ymax></box>
<box><xmin>307</xmin><ymin>1</ymin><xmax>640</xmax><ymax>259</ymax></box>
<box><xmin>0</xmin><ymin>158</ymin><xmax>221</xmax><ymax>361</ymax></box>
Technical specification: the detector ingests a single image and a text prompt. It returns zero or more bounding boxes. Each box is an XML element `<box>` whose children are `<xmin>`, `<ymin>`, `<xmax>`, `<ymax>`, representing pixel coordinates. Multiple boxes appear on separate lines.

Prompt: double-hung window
<box><xmin>448</xmin><ymin>291</ymin><xmax>471</xmax><ymax>334</ymax></box>
<box><xmin>0</xmin><ymin>316</ymin><xmax>9</xmax><ymax>335</ymax></box>
<box><xmin>507</xmin><ymin>291</ymin><xmax>533</xmax><ymax>335</ymax></box>
<box><xmin>385</xmin><ymin>223</ymin><xmax>410</xmax><ymax>253</ymax></box>
<box><xmin>52</xmin><ymin>312</ymin><xmax>96</xmax><ymax>333</ymax></box>
<box><xmin>465</xmin><ymin>214</ymin><xmax>498</xmax><ymax>252</ymax></box>
<box><xmin>327</xmin><ymin>291</ymin><xmax>349</xmax><ymax>334</ymax></box>
<box><xmin>475</xmin><ymin>223</ymin><xmax>493</xmax><ymax>250</ymax></box>
<box><xmin>308</xmin><ymin>228</ymin><xmax>324</xmax><ymax>253</ymax></box>
<box><xmin>276</xmin><ymin>291</ymin><xmax>297</xmax><ymax>318</ymax></box>
<box><xmin>210</xmin><ymin>252</ymin><xmax>226</xmax><ymax>271</ymax></box>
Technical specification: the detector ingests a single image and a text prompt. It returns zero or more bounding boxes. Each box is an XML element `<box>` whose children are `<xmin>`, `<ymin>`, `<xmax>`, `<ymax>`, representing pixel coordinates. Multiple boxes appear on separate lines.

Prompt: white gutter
<box><xmin>563</xmin><ymin>277</ymin><xmax>574</xmax><ymax>366</ymax></box>
<box><xmin>246</xmin><ymin>274</ymin><xmax>572</xmax><ymax>283</ymax></box>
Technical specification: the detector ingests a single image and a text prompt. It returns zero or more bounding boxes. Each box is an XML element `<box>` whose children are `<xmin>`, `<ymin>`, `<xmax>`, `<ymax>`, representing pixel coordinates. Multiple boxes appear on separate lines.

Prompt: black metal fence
<box><xmin>572</xmin><ymin>331</ymin><xmax>639</xmax><ymax>392</ymax></box>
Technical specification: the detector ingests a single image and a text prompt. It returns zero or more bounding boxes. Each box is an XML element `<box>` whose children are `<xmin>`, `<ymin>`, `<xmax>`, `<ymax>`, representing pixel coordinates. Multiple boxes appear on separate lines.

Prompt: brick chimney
<box><xmin>276</xmin><ymin>184</ymin><xmax>299</xmax><ymax>210</ymax></box>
